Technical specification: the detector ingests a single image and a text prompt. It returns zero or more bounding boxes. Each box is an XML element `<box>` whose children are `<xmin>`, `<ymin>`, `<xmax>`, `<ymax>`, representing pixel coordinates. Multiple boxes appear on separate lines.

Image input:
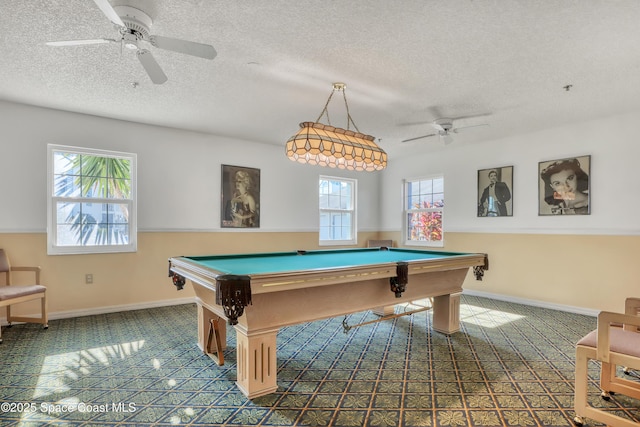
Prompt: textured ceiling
<box><xmin>1</xmin><ymin>0</ymin><xmax>640</xmax><ymax>155</ymax></box>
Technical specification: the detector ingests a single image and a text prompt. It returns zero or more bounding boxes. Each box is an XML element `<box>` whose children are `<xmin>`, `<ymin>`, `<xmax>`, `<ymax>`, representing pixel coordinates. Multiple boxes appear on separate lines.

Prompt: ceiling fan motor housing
<box><xmin>434</xmin><ymin>118</ymin><xmax>453</xmax><ymax>130</ymax></box>
<box><xmin>114</xmin><ymin>5</ymin><xmax>152</xmax><ymax>40</ymax></box>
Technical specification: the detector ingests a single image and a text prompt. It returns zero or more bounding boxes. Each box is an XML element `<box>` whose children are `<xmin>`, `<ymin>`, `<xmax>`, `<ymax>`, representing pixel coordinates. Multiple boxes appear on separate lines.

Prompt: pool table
<box><xmin>168</xmin><ymin>247</ymin><xmax>488</xmax><ymax>398</ymax></box>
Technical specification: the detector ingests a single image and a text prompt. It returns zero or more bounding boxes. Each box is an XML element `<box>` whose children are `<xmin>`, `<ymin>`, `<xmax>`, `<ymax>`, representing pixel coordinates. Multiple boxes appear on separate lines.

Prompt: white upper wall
<box><xmin>0</xmin><ymin>101</ymin><xmax>381</xmax><ymax>233</ymax></box>
<box><xmin>380</xmin><ymin>109</ymin><xmax>640</xmax><ymax>235</ymax></box>
<box><xmin>4</xmin><ymin>99</ymin><xmax>640</xmax><ymax>238</ymax></box>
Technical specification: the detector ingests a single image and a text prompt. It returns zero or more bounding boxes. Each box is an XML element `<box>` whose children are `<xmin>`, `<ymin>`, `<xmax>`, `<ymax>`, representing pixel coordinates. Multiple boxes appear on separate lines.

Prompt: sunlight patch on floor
<box><xmin>33</xmin><ymin>340</ymin><xmax>146</xmax><ymax>399</ymax></box>
<box><xmin>460</xmin><ymin>304</ymin><xmax>525</xmax><ymax>328</ymax></box>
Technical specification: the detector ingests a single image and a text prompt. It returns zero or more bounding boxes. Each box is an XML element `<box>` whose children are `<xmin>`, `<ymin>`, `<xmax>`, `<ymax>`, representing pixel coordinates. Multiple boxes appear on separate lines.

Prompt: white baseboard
<box><xmin>2</xmin><ymin>292</ymin><xmax>598</xmax><ymax>328</ymax></box>
<box><xmin>463</xmin><ymin>289</ymin><xmax>599</xmax><ymax>317</ymax></box>
<box><xmin>0</xmin><ymin>296</ymin><xmax>195</xmax><ymax>326</ymax></box>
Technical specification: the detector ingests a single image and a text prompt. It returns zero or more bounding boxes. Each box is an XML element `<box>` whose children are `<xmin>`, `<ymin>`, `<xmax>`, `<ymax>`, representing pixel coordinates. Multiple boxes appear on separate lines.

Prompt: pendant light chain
<box><xmin>315</xmin><ymin>90</ymin><xmax>335</xmax><ymax>125</ymax></box>
<box><xmin>342</xmin><ymin>88</ymin><xmax>361</xmax><ymax>134</ymax></box>
<box><xmin>314</xmin><ymin>83</ymin><xmax>361</xmax><ymax>133</ymax></box>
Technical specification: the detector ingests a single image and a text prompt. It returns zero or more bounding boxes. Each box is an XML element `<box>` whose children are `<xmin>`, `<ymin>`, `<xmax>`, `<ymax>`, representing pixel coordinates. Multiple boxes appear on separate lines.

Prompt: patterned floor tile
<box><xmin>0</xmin><ymin>297</ymin><xmax>638</xmax><ymax>426</ymax></box>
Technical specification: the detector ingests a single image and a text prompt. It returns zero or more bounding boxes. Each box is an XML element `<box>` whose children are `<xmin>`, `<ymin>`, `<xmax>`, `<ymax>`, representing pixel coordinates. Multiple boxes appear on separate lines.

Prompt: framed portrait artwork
<box><xmin>477</xmin><ymin>166</ymin><xmax>513</xmax><ymax>217</ymax></box>
<box><xmin>538</xmin><ymin>155</ymin><xmax>590</xmax><ymax>215</ymax></box>
<box><xmin>221</xmin><ymin>165</ymin><xmax>260</xmax><ymax>228</ymax></box>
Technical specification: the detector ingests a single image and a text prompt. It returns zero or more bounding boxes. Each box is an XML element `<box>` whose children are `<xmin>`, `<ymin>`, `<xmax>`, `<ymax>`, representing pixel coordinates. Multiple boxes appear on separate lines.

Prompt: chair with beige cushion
<box><xmin>574</xmin><ymin>297</ymin><xmax>640</xmax><ymax>426</ymax></box>
<box><xmin>0</xmin><ymin>249</ymin><xmax>48</xmax><ymax>344</ymax></box>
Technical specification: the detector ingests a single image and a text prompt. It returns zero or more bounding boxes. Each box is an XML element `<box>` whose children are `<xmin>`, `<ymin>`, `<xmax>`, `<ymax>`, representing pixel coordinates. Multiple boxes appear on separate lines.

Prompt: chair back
<box><xmin>0</xmin><ymin>249</ymin><xmax>10</xmax><ymax>273</ymax></box>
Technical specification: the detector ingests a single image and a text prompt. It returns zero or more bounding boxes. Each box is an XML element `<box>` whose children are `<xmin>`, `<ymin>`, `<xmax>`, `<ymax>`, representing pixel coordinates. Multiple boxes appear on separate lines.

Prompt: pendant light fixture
<box><xmin>285</xmin><ymin>83</ymin><xmax>387</xmax><ymax>171</ymax></box>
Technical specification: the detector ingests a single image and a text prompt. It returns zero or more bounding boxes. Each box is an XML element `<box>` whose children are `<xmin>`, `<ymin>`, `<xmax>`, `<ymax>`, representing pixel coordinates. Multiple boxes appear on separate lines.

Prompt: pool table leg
<box><xmin>234</xmin><ymin>326</ymin><xmax>279</xmax><ymax>399</ymax></box>
<box><xmin>432</xmin><ymin>293</ymin><xmax>461</xmax><ymax>334</ymax></box>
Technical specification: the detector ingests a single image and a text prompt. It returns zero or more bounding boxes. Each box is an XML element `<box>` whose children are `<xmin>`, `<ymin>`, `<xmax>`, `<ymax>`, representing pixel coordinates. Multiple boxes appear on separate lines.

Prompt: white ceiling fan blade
<box><xmin>453</xmin><ymin>113</ymin><xmax>491</xmax><ymax>121</ymax></box>
<box><xmin>401</xmin><ymin>133</ymin><xmax>437</xmax><ymax>143</ymax></box>
<box><xmin>431</xmin><ymin>123</ymin><xmax>446</xmax><ymax>132</ymax></box>
<box><xmin>46</xmin><ymin>39</ymin><xmax>115</xmax><ymax>46</ymax></box>
<box><xmin>137</xmin><ymin>49</ymin><xmax>168</xmax><ymax>84</ymax></box>
<box><xmin>93</xmin><ymin>0</ymin><xmax>125</xmax><ymax>27</ymax></box>
<box><xmin>149</xmin><ymin>35</ymin><xmax>217</xmax><ymax>60</ymax></box>
<box><xmin>455</xmin><ymin>123</ymin><xmax>489</xmax><ymax>132</ymax></box>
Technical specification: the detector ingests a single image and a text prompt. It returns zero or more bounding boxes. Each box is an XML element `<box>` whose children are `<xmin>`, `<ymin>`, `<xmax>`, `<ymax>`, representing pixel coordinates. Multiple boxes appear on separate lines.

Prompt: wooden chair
<box><xmin>574</xmin><ymin>297</ymin><xmax>640</xmax><ymax>426</ymax></box>
<box><xmin>0</xmin><ymin>249</ymin><xmax>48</xmax><ymax>344</ymax></box>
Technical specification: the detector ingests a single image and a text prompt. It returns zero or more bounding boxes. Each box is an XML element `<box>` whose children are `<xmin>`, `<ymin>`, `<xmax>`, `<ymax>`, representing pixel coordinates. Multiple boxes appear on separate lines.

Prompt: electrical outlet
<box><xmin>85</xmin><ymin>274</ymin><xmax>93</xmax><ymax>284</ymax></box>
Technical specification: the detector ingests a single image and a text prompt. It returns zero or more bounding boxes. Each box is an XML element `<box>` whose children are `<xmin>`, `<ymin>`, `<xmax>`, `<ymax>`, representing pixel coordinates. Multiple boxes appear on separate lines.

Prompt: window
<box><xmin>404</xmin><ymin>175</ymin><xmax>444</xmax><ymax>247</ymax></box>
<box><xmin>319</xmin><ymin>176</ymin><xmax>356</xmax><ymax>245</ymax></box>
<box><xmin>47</xmin><ymin>145</ymin><xmax>137</xmax><ymax>255</ymax></box>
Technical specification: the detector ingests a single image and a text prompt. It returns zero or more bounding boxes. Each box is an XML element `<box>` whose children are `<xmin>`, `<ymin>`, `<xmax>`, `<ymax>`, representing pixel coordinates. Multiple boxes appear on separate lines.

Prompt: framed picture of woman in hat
<box><xmin>538</xmin><ymin>155</ymin><xmax>590</xmax><ymax>215</ymax></box>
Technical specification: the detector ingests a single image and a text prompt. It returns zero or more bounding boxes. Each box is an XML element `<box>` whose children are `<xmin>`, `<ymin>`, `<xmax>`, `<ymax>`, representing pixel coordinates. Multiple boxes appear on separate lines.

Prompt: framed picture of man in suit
<box><xmin>477</xmin><ymin>166</ymin><xmax>513</xmax><ymax>217</ymax></box>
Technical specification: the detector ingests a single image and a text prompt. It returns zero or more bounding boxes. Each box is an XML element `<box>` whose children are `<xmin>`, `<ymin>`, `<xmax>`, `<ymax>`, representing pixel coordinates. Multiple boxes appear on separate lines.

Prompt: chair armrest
<box><xmin>597</xmin><ymin>310</ymin><xmax>640</xmax><ymax>363</ymax></box>
<box><xmin>624</xmin><ymin>297</ymin><xmax>640</xmax><ymax>332</ymax></box>
<box><xmin>10</xmin><ymin>266</ymin><xmax>41</xmax><ymax>284</ymax></box>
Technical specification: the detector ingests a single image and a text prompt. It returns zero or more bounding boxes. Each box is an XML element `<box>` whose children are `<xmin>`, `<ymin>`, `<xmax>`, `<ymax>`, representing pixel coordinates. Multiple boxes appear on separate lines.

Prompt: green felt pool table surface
<box><xmin>184</xmin><ymin>247</ymin><xmax>477</xmax><ymax>276</ymax></box>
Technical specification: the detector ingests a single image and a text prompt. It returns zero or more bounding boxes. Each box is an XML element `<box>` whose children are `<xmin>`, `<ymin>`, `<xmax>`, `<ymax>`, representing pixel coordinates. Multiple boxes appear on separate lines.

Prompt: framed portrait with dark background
<box><xmin>221</xmin><ymin>164</ymin><xmax>260</xmax><ymax>228</ymax></box>
<box><xmin>538</xmin><ymin>155</ymin><xmax>590</xmax><ymax>215</ymax></box>
<box><xmin>477</xmin><ymin>166</ymin><xmax>513</xmax><ymax>217</ymax></box>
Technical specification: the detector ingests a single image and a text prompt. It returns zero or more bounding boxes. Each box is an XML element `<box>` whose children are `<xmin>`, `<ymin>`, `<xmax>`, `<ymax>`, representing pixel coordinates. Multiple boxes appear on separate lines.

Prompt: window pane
<box><xmin>53</xmin><ymin>152</ymin><xmax>79</xmax><ymax>175</ymax></box>
<box><xmin>319</xmin><ymin>226</ymin><xmax>331</xmax><ymax>240</ymax></box>
<box><xmin>419</xmin><ymin>194</ymin><xmax>433</xmax><ymax>208</ymax></box>
<box><xmin>406</xmin><ymin>212</ymin><xmax>442</xmax><ymax>242</ymax></box>
<box><xmin>82</xmin><ymin>177</ymin><xmax>106</xmax><ymax>198</ymax></box>
<box><xmin>54</xmin><ymin>175</ymin><xmax>81</xmax><ymax>197</ymax></box>
<box><xmin>56</xmin><ymin>224</ymin><xmax>80</xmax><ymax>246</ymax></box>
<box><xmin>330</xmin><ymin>212</ymin><xmax>342</xmax><ymax>228</ymax></box>
<box><xmin>56</xmin><ymin>201</ymin><xmax>79</xmax><ymax>225</ymax></box>
<box><xmin>432</xmin><ymin>178</ymin><xmax>444</xmax><ymax>193</ymax></box>
<box><xmin>409</xmin><ymin>195</ymin><xmax>420</xmax><ymax>210</ymax></box>
<box><xmin>320</xmin><ymin>212</ymin><xmax>330</xmax><ymax>227</ymax></box>
<box><xmin>340</xmin><ymin>195</ymin><xmax>350</xmax><ymax>209</ymax></box>
<box><xmin>109</xmin><ymin>224</ymin><xmax>130</xmax><ymax>245</ymax></box>
<box><xmin>420</xmin><ymin>180</ymin><xmax>432</xmax><ymax>194</ymax></box>
<box><xmin>81</xmin><ymin>155</ymin><xmax>107</xmax><ymax>177</ymax></box>
<box><xmin>433</xmin><ymin>193</ymin><xmax>444</xmax><ymax>207</ymax></box>
<box><xmin>108</xmin><ymin>204</ymin><xmax>129</xmax><ymax>224</ymax></box>
<box><xmin>110</xmin><ymin>158</ymin><xmax>131</xmax><ymax>178</ymax></box>
<box><xmin>109</xmin><ymin>178</ymin><xmax>131</xmax><ymax>199</ymax></box>
<box><xmin>319</xmin><ymin>179</ymin><xmax>329</xmax><ymax>195</ymax></box>
<box><xmin>342</xmin><ymin>182</ymin><xmax>351</xmax><ymax>198</ymax></box>
<box><xmin>329</xmin><ymin>194</ymin><xmax>340</xmax><ymax>209</ymax></box>
<box><xmin>341</xmin><ymin>213</ymin><xmax>352</xmax><ymax>239</ymax></box>
<box><xmin>319</xmin><ymin>194</ymin><xmax>329</xmax><ymax>209</ymax></box>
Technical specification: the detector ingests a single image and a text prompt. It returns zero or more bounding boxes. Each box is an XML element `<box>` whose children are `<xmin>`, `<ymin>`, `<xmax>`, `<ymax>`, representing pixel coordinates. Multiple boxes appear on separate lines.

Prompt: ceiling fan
<box><xmin>46</xmin><ymin>0</ymin><xmax>217</xmax><ymax>84</ymax></box>
<box><xmin>401</xmin><ymin>116</ymin><xmax>489</xmax><ymax>145</ymax></box>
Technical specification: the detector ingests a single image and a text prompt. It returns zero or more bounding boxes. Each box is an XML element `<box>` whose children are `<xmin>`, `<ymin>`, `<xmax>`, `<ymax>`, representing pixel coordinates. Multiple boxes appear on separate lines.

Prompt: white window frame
<box><xmin>403</xmin><ymin>174</ymin><xmax>444</xmax><ymax>247</ymax></box>
<box><xmin>319</xmin><ymin>175</ymin><xmax>357</xmax><ymax>246</ymax></box>
<box><xmin>47</xmin><ymin>144</ymin><xmax>137</xmax><ymax>255</ymax></box>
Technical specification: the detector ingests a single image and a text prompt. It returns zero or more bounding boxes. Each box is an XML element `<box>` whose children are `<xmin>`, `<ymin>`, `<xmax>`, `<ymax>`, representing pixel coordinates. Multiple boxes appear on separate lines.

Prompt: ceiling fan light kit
<box><xmin>46</xmin><ymin>0</ymin><xmax>217</xmax><ymax>84</ymax></box>
<box><xmin>285</xmin><ymin>83</ymin><xmax>387</xmax><ymax>172</ymax></box>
